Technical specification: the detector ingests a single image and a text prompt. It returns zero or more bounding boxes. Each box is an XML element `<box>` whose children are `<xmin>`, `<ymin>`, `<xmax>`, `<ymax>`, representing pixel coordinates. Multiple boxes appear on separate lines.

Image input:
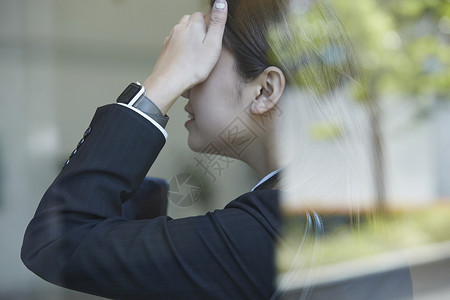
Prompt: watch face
<box><xmin>117</xmin><ymin>83</ymin><xmax>142</xmax><ymax>104</ymax></box>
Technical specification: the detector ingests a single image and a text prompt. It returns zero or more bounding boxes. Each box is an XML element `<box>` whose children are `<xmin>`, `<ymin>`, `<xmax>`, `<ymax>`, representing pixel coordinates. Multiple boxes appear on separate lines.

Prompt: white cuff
<box><xmin>117</xmin><ymin>103</ymin><xmax>168</xmax><ymax>140</ymax></box>
<box><xmin>251</xmin><ymin>169</ymin><xmax>281</xmax><ymax>191</ymax></box>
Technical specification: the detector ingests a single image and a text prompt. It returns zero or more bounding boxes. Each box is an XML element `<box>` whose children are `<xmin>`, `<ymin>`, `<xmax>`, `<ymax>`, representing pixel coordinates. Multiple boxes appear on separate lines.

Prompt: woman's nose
<box><xmin>181</xmin><ymin>89</ymin><xmax>190</xmax><ymax>99</ymax></box>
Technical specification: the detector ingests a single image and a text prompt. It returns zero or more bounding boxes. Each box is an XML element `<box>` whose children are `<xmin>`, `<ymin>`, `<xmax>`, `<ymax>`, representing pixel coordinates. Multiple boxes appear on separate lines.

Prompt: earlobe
<box><xmin>250</xmin><ymin>66</ymin><xmax>286</xmax><ymax>115</ymax></box>
<box><xmin>250</xmin><ymin>93</ymin><xmax>272</xmax><ymax>115</ymax></box>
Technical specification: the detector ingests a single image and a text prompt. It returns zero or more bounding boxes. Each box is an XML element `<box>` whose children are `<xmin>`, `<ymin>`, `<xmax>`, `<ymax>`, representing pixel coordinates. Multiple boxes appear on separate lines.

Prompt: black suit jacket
<box><xmin>21</xmin><ymin>104</ymin><xmax>282</xmax><ymax>299</ymax></box>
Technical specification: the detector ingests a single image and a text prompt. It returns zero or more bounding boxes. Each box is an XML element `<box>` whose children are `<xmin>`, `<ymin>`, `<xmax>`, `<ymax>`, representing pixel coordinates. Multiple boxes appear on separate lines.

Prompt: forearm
<box><xmin>21</xmin><ymin>104</ymin><xmax>166</xmax><ymax>287</ymax></box>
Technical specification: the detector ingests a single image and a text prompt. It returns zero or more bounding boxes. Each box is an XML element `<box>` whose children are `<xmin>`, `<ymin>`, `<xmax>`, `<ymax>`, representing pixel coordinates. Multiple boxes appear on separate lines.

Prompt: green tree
<box><xmin>333</xmin><ymin>0</ymin><xmax>450</xmax><ymax>209</ymax></box>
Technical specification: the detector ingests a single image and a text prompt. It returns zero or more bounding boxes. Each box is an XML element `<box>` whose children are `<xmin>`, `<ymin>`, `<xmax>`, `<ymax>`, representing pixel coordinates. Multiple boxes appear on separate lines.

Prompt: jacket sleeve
<box><xmin>121</xmin><ymin>177</ymin><xmax>168</xmax><ymax>220</ymax></box>
<box><xmin>20</xmin><ymin>104</ymin><xmax>279</xmax><ymax>300</ymax></box>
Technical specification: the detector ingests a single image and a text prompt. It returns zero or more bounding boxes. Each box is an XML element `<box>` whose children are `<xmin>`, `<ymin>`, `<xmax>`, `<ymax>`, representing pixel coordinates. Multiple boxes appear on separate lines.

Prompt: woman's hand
<box><xmin>143</xmin><ymin>0</ymin><xmax>228</xmax><ymax>115</ymax></box>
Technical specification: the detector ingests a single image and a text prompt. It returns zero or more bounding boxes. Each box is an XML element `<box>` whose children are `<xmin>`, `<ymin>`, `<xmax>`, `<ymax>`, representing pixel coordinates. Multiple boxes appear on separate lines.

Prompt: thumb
<box><xmin>204</xmin><ymin>0</ymin><xmax>228</xmax><ymax>47</ymax></box>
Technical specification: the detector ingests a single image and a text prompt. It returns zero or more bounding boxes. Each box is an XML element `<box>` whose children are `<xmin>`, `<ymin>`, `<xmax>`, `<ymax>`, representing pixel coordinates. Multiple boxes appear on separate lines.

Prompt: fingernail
<box><xmin>215</xmin><ymin>0</ymin><xmax>226</xmax><ymax>10</ymax></box>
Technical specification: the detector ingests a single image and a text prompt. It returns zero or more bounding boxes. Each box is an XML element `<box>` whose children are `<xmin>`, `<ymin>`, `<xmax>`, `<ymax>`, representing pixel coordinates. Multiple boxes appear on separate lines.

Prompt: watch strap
<box><xmin>133</xmin><ymin>95</ymin><xmax>169</xmax><ymax>128</ymax></box>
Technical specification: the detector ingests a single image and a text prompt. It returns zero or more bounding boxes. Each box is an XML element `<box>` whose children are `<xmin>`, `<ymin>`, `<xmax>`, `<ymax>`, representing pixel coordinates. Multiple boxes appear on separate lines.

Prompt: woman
<box><xmin>21</xmin><ymin>0</ymin><xmax>412</xmax><ymax>299</ymax></box>
<box><xmin>22</xmin><ymin>1</ymin><xmax>280</xmax><ymax>299</ymax></box>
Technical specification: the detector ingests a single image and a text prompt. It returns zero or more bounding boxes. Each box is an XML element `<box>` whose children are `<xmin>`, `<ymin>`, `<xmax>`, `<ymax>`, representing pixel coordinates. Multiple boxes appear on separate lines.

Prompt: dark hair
<box><xmin>211</xmin><ymin>0</ymin><xmax>288</xmax><ymax>81</ymax></box>
<box><xmin>211</xmin><ymin>0</ymin><xmax>360</xmax><ymax>96</ymax></box>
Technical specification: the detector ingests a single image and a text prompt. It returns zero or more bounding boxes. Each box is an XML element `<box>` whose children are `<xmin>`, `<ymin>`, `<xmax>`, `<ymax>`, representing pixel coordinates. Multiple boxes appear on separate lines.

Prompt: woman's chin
<box><xmin>187</xmin><ymin>135</ymin><xmax>223</xmax><ymax>155</ymax></box>
<box><xmin>186</xmin><ymin>135</ymin><xmax>204</xmax><ymax>153</ymax></box>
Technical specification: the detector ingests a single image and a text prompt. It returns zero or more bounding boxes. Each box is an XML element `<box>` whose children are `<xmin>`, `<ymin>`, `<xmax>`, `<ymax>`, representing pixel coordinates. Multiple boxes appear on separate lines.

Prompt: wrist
<box><xmin>143</xmin><ymin>75</ymin><xmax>184</xmax><ymax>115</ymax></box>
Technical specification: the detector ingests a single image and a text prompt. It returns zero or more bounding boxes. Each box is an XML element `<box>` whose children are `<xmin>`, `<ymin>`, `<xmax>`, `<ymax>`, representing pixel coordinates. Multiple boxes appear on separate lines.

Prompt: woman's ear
<box><xmin>250</xmin><ymin>66</ymin><xmax>286</xmax><ymax>115</ymax></box>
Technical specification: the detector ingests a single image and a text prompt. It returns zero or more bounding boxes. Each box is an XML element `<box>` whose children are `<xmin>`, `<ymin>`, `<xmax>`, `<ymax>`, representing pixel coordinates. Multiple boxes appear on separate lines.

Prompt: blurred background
<box><xmin>0</xmin><ymin>0</ymin><xmax>449</xmax><ymax>299</ymax></box>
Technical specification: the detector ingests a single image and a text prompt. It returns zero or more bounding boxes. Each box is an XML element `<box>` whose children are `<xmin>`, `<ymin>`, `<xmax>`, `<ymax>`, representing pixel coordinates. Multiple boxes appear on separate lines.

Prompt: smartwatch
<box><xmin>116</xmin><ymin>82</ymin><xmax>146</xmax><ymax>106</ymax></box>
<box><xmin>116</xmin><ymin>82</ymin><xmax>169</xmax><ymax>128</ymax></box>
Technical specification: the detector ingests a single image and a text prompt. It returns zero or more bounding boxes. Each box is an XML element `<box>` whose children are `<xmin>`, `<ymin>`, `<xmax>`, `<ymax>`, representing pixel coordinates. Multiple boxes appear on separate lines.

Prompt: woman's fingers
<box><xmin>143</xmin><ymin>0</ymin><xmax>228</xmax><ymax>115</ymax></box>
<box><xmin>179</xmin><ymin>14</ymin><xmax>190</xmax><ymax>24</ymax></box>
<box><xmin>204</xmin><ymin>0</ymin><xmax>227</xmax><ymax>47</ymax></box>
<box><xmin>163</xmin><ymin>35</ymin><xmax>170</xmax><ymax>45</ymax></box>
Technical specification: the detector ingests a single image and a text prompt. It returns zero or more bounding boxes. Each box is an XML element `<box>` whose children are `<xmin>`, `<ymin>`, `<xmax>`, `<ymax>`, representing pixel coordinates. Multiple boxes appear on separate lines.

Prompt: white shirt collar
<box><xmin>251</xmin><ymin>169</ymin><xmax>281</xmax><ymax>191</ymax></box>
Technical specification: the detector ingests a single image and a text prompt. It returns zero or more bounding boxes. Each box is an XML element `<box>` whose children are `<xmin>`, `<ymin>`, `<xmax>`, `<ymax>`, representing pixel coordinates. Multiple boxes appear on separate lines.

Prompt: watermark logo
<box><xmin>190</xmin><ymin>105</ymin><xmax>282</xmax><ymax>183</ymax></box>
<box><xmin>194</xmin><ymin>142</ymin><xmax>234</xmax><ymax>183</ymax></box>
<box><xmin>167</xmin><ymin>173</ymin><xmax>203</xmax><ymax>208</ymax></box>
<box><xmin>219</xmin><ymin>117</ymin><xmax>258</xmax><ymax>156</ymax></box>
